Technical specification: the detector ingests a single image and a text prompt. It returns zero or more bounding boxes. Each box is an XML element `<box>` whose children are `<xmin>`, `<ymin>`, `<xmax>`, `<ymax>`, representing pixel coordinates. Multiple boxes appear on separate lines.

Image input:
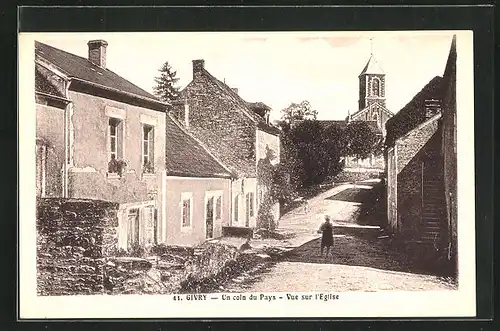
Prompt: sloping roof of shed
<box><xmin>165</xmin><ymin>115</ymin><xmax>234</xmax><ymax>179</ymax></box>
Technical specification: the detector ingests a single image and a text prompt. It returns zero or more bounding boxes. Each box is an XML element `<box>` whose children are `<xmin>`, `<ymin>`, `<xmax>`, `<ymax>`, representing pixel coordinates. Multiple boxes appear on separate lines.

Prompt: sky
<box><xmin>30</xmin><ymin>31</ymin><xmax>455</xmax><ymax>122</ymax></box>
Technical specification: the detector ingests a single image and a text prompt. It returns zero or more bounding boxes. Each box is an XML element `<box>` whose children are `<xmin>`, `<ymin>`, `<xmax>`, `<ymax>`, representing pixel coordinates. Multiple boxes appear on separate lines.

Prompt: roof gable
<box><xmin>359</xmin><ymin>54</ymin><xmax>384</xmax><ymax>76</ymax></box>
<box><xmin>35</xmin><ymin>41</ymin><xmax>161</xmax><ymax>104</ymax></box>
<box><xmin>350</xmin><ymin>101</ymin><xmax>394</xmax><ymax>120</ymax></box>
<box><xmin>165</xmin><ymin>115</ymin><xmax>234</xmax><ymax>178</ymax></box>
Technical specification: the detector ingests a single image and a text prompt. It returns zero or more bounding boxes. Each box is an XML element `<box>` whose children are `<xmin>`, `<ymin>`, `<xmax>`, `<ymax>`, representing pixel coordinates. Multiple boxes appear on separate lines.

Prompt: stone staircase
<box><xmin>421</xmin><ymin>166</ymin><xmax>448</xmax><ymax>248</ymax></box>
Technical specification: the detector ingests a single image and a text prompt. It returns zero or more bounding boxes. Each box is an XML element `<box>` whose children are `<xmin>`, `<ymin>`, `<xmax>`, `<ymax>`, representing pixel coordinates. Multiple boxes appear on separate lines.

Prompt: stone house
<box><xmin>384</xmin><ymin>36</ymin><xmax>457</xmax><ymax>271</ymax></box>
<box><xmin>35</xmin><ymin>40</ymin><xmax>168</xmax><ymax>251</ymax></box>
<box><xmin>164</xmin><ymin>114</ymin><xmax>234</xmax><ymax>245</ymax></box>
<box><xmin>171</xmin><ymin>60</ymin><xmax>281</xmax><ymax>229</ymax></box>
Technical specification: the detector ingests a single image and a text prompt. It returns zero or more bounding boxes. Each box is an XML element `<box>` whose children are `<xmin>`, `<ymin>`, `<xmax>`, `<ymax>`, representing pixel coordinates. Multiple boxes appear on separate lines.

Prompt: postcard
<box><xmin>18</xmin><ymin>30</ymin><xmax>475</xmax><ymax>319</ymax></box>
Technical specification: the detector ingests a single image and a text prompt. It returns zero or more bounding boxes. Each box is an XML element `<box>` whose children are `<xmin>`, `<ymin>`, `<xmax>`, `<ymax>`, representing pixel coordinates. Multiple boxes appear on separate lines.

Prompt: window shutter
<box><xmin>117</xmin><ymin>120</ymin><xmax>123</xmax><ymax>159</ymax></box>
<box><xmin>139</xmin><ymin>208</ymin><xmax>147</xmax><ymax>246</ymax></box>
<box><xmin>143</xmin><ymin>207</ymin><xmax>155</xmax><ymax>245</ymax></box>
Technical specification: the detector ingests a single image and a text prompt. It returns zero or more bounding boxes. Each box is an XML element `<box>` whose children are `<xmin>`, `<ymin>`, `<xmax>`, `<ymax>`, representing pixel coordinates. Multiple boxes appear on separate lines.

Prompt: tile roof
<box><xmin>35</xmin><ymin>41</ymin><xmax>160</xmax><ymax>103</ymax></box>
<box><xmin>385</xmin><ymin>76</ymin><xmax>444</xmax><ymax>147</ymax></box>
<box><xmin>165</xmin><ymin>114</ymin><xmax>234</xmax><ymax>179</ymax></box>
<box><xmin>359</xmin><ymin>54</ymin><xmax>384</xmax><ymax>76</ymax></box>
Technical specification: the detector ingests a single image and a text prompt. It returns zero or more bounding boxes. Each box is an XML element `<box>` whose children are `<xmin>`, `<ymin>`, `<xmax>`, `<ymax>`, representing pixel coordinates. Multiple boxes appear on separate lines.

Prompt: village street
<box><xmin>221</xmin><ymin>180</ymin><xmax>456</xmax><ymax>292</ymax></box>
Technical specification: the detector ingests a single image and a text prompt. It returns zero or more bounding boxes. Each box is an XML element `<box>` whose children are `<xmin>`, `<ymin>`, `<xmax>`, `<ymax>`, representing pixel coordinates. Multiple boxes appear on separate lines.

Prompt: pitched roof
<box><xmin>165</xmin><ymin>115</ymin><xmax>234</xmax><ymax>179</ymax></box>
<box><xmin>35</xmin><ymin>41</ymin><xmax>161</xmax><ymax>103</ymax></box>
<box><xmin>359</xmin><ymin>54</ymin><xmax>384</xmax><ymax>76</ymax></box>
<box><xmin>385</xmin><ymin>76</ymin><xmax>444</xmax><ymax>147</ymax></box>
<box><xmin>35</xmin><ymin>66</ymin><xmax>65</xmax><ymax>98</ymax></box>
<box><xmin>197</xmin><ymin>67</ymin><xmax>281</xmax><ymax>135</ymax></box>
<box><xmin>349</xmin><ymin>101</ymin><xmax>394</xmax><ymax>120</ymax></box>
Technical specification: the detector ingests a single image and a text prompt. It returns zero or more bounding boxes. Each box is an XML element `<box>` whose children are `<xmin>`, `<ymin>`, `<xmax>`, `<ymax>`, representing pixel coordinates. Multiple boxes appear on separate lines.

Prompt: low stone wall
<box><xmin>334</xmin><ymin>169</ymin><xmax>383</xmax><ymax>183</ymax></box>
<box><xmin>222</xmin><ymin>226</ymin><xmax>254</xmax><ymax>238</ymax></box>
<box><xmin>179</xmin><ymin>242</ymin><xmax>240</xmax><ymax>293</ymax></box>
<box><xmin>37</xmin><ymin>198</ymin><xmax>119</xmax><ymax>295</ymax></box>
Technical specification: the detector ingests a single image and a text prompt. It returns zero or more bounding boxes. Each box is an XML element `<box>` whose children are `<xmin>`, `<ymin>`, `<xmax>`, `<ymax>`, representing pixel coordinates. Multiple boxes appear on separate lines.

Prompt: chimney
<box><xmin>87</xmin><ymin>40</ymin><xmax>108</xmax><ymax>68</ymax></box>
<box><xmin>192</xmin><ymin>59</ymin><xmax>205</xmax><ymax>77</ymax></box>
<box><xmin>424</xmin><ymin>99</ymin><xmax>442</xmax><ymax>119</ymax></box>
<box><xmin>231</xmin><ymin>88</ymin><xmax>239</xmax><ymax>95</ymax></box>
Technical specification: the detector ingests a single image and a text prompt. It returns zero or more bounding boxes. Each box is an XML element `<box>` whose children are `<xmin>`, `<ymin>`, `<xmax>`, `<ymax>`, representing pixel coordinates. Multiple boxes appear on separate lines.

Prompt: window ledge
<box><xmin>181</xmin><ymin>226</ymin><xmax>193</xmax><ymax>232</ymax></box>
<box><xmin>107</xmin><ymin>173</ymin><xmax>121</xmax><ymax>179</ymax></box>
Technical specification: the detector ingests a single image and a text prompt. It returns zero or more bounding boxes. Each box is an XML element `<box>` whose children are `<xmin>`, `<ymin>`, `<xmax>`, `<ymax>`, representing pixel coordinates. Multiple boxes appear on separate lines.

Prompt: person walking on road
<box><xmin>318</xmin><ymin>215</ymin><xmax>334</xmax><ymax>259</ymax></box>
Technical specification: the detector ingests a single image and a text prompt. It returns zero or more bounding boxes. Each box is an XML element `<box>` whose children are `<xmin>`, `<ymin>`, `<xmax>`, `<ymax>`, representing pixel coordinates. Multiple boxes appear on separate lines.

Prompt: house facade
<box><xmin>384</xmin><ymin>36</ymin><xmax>457</xmax><ymax>272</ymax></box>
<box><xmin>171</xmin><ymin>60</ymin><xmax>281</xmax><ymax>229</ymax></box>
<box><xmin>164</xmin><ymin>114</ymin><xmax>234</xmax><ymax>245</ymax></box>
<box><xmin>35</xmin><ymin>40</ymin><xmax>168</xmax><ymax>251</ymax></box>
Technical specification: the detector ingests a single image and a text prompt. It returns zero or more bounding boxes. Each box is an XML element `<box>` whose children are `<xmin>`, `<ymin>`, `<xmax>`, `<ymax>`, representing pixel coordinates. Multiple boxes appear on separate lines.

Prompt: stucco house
<box><xmin>164</xmin><ymin>114</ymin><xmax>235</xmax><ymax>245</ymax></box>
<box><xmin>171</xmin><ymin>59</ymin><xmax>281</xmax><ymax>230</ymax></box>
<box><xmin>35</xmin><ymin>40</ymin><xmax>168</xmax><ymax>251</ymax></box>
<box><xmin>384</xmin><ymin>36</ymin><xmax>457</xmax><ymax>272</ymax></box>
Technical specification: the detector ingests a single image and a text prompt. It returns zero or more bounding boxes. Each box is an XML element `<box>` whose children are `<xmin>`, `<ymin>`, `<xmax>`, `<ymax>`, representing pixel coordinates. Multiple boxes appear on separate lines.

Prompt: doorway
<box><xmin>127</xmin><ymin>208</ymin><xmax>140</xmax><ymax>249</ymax></box>
<box><xmin>206</xmin><ymin>196</ymin><xmax>214</xmax><ymax>239</ymax></box>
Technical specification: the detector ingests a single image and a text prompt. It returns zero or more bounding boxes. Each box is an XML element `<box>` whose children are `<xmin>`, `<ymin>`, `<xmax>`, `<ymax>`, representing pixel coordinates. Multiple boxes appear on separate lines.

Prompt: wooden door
<box><xmin>206</xmin><ymin>197</ymin><xmax>214</xmax><ymax>239</ymax></box>
<box><xmin>127</xmin><ymin>208</ymin><xmax>140</xmax><ymax>249</ymax></box>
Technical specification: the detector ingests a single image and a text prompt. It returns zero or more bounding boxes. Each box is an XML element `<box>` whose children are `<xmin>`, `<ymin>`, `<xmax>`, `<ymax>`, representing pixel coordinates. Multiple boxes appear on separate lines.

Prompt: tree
<box><xmin>282</xmin><ymin>120</ymin><xmax>345</xmax><ymax>187</ymax></box>
<box><xmin>280</xmin><ymin>100</ymin><xmax>318</xmax><ymax>124</ymax></box>
<box><xmin>343</xmin><ymin>121</ymin><xmax>380</xmax><ymax>159</ymax></box>
<box><xmin>153</xmin><ymin>61</ymin><xmax>180</xmax><ymax>103</ymax></box>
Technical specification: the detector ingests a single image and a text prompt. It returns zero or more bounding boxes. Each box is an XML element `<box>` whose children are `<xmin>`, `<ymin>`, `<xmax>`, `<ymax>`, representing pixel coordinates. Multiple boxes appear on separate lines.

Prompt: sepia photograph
<box><xmin>18</xmin><ymin>30</ymin><xmax>476</xmax><ymax>318</ymax></box>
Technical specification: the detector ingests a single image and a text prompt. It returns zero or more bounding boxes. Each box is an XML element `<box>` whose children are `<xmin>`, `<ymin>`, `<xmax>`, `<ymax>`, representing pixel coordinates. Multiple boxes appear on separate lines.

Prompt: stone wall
<box><xmin>37</xmin><ymin>198</ymin><xmax>119</xmax><ymax>295</ymax></box>
<box><xmin>175</xmin><ymin>70</ymin><xmax>257</xmax><ymax>177</ymax></box>
<box><xmin>395</xmin><ymin>119</ymin><xmax>440</xmax><ymax>240</ymax></box>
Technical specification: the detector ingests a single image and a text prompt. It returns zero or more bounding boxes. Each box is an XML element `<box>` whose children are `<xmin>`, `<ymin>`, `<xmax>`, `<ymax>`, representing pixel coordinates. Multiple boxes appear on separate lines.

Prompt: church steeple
<box><xmin>358</xmin><ymin>38</ymin><xmax>386</xmax><ymax>111</ymax></box>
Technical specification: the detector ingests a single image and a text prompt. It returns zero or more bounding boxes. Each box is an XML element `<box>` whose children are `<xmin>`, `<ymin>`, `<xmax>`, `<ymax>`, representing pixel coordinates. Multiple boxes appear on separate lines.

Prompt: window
<box><xmin>108</xmin><ymin>117</ymin><xmax>124</xmax><ymax>174</ymax></box>
<box><xmin>372</xmin><ymin>112</ymin><xmax>378</xmax><ymax>121</ymax></box>
<box><xmin>142</xmin><ymin>125</ymin><xmax>155</xmax><ymax>173</ymax></box>
<box><xmin>371</xmin><ymin>78</ymin><xmax>380</xmax><ymax>97</ymax></box>
<box><xmin>181</xmin><ymin>193</ymin><xmax>193</xmax><ymax>228</ymax></box>
<box><xmin>109</xmin><ymin>118</ymin><xmax>123</xmax><ymax>160</ymax></box>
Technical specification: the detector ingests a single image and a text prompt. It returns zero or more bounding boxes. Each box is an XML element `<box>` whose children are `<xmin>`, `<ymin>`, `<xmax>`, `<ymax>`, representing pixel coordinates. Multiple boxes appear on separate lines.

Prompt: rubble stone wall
<box><xmin>36</xmin><ymin>198</ymin><xmax>119</xmax><ymax>295</ymax></box>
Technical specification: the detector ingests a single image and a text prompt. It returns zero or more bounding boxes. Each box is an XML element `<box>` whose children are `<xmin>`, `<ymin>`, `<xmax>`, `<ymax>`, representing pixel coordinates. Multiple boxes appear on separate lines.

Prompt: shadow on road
<box><xmin>282</xmin><ymin>227</ymin><xmax>444</xmax><ymax>277</ymax></box>
<box><xmin>325</xmin><ymin>187</ymin><xmax>372</xmax><ymax>203</ymax></box>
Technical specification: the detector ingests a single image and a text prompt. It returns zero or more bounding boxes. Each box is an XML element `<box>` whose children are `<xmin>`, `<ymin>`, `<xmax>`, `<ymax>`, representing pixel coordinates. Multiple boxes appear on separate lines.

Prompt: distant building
<box><xmin>171</xmin><ymin>60</ymin><xmax>281</xmax><ymax>229</ymax></box>
<box><xmin>343</xmin><ymin>52</ymin><xmax>394</xmax><ymax>171</ymax></box>
<box><xmin>35</xmin><ymin>40</ymin><xmax>168</xmax><ymax>251</ymax></box>
<box><xmin>384</xmin><ymin>36</ymin><xmax>457</xmax><ymax>273</ymax></box>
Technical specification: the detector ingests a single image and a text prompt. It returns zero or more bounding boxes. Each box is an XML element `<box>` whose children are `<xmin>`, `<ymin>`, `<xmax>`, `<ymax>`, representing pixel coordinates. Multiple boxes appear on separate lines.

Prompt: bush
<box><xmin>179</xmin><ymin>243</ymin><xmax>239</xmax><ymax>293</ymax></box>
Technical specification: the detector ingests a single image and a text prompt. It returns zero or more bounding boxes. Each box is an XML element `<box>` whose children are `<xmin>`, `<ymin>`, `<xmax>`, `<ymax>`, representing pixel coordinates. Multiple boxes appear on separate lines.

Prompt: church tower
<box><xmin>358</xmin><ymin>53</ymin><xmax>386</xmax><ymax>112</ymax></box>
